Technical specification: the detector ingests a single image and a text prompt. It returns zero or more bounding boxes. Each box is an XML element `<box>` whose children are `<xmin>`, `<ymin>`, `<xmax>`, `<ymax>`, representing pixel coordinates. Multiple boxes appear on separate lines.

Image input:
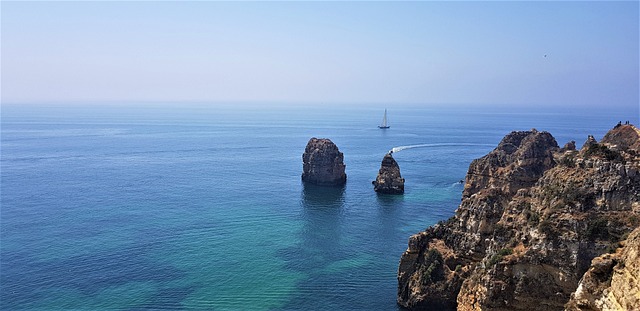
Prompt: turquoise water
<box><xmin>1</xmin><ymin>103</ymin><xmax>635</xmax><ymax>310</ymax></box>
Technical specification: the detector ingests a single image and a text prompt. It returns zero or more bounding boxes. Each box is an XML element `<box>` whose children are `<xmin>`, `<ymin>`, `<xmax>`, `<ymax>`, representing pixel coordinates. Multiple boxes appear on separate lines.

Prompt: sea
<box><xmin>1</xmin><ymin>103</ymin><xmax>636</xmax><ymax>310</ymax></box>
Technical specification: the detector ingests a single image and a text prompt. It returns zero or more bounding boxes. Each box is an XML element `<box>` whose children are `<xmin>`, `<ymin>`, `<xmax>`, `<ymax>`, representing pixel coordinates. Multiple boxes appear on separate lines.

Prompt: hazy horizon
<box><xmin>2</xmin><ymin>1</ymin><xmax>639</xmax><ymax>110</ymax></box>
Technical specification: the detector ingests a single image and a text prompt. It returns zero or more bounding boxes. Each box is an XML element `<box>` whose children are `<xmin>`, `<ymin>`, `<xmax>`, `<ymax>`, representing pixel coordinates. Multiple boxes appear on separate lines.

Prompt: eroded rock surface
<box><xmin>566</xmin><ymin>226</ymin><xmax>640</xmax><ymax>311</ymax></box>
<box><xmin>463</xmin><ymin>129</ymin><xmax>558</xmax><ymax>197</ymax></box>
<box><xmin>398</xmin><ymin>125</ymin><xmax>640</xmax><ymax>311</ymax></box>
<box><xmin>302</xmin><ymin>138</ymin><xmax>347</xmax><ymax>186</ymax></box>
<box><xmin>373</xmin><ymin>153</ymin><xmax>405</xmax><ymax>194</ymax></box>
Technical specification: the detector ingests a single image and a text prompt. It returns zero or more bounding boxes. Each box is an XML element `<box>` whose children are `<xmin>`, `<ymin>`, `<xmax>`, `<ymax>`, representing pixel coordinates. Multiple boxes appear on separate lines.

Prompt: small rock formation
<box><xmin>397</xmin><ymin>125</ymin><xmax>640</xmax><ymax>311</ymax></box>
<box><xmin>302</xmin><ymin>138</ymin><xmax>346</xmax><ymax>186</ymax></box>
<box><xmin>562</xmin><ymin>140</ymin><xmax>577</xmax><ymax>151</ymax></box>
<box><xmin>581</xmin><ymin>134</ymin><xmax>598</xmax><ymax>150</ymax></box>
<box><xmin>373</xmin><ymin>153</ymin><xmax>405</xmax><ymax>194</ymax></box>
<box><xmin>566</xmin><ymin>226</ymin><xmax>640</xmax><ymax>310</ymax></box>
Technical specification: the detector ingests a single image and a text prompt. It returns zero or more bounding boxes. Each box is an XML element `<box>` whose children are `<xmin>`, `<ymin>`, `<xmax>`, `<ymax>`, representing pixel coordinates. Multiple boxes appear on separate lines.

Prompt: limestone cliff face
<box><xmin>566</xmin><ymin>226</ymin><xmax>640</xmax><ymax>311</ymax></box>
<box><xmin>302</xmin><ymin>138</ymin><xmax>347</xmax><ymax>186</ymax></box>
<box><xmin>373</xmin><ymin>153</ymin><xmax>405</xmax><ymax>194</ymax></box>
<box><xmin>463</xmin><ymin>129</ymin><xmax>558</xmax><ymax>197</ymax></box>
<box><xmin>398</xmin><ymin>125</ymin><xmax>640</xmax><ymax>311</ymax></box>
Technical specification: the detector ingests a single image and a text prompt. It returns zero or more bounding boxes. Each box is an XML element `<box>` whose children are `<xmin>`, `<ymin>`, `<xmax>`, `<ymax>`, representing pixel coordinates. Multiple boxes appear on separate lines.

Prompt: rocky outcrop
<box><xmin>566</xmin><ymin>226</ymin><xmax>640</xmax><ymax>310</ymax></box>
<box><xmin>562</xmin><ymin>141</ymin><xmax>577</xmax><ymax>152</ymax></box>
<box><xmin>398</xmin><ymin>124</ymin><xmax>640</xmax><ymax>311</ymax></box>
<box><xmin>302</xmin><ymin>138</ymin><xmax>347</xmax><ymax>186</ymax></box>
<box><xmin>463</xmin><ymin>129</ymin><xmax>558</xmax><ymax>197</ymax></box>
<box><xmin>373</xmin><ymin>153</ymin><xmax>405</xmax><ymax>194</ymax></box>
<box><xmin>582</xmin><ymin>135</ymin><xmax>598</xmax><ymax>150</ymax></box>
<box><xmin>601</xmin><ymin>123</ymin><xmax>640</xmax><ymax>152</ymax></box>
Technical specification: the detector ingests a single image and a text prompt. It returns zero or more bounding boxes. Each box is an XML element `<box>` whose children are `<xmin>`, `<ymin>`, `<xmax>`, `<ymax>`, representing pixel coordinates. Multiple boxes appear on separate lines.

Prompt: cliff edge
<box><xmin>398</xmin><ymin>124</ymin><xmax>640</xmax><ymax>311</ymax></box>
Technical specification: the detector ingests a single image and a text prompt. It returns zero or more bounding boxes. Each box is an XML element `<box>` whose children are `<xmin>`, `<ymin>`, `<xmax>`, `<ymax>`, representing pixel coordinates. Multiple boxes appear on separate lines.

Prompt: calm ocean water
<box><xmin>1</xmin><ymin>103</ymin><xmax>635</xmax><ymax>310</ymax></box>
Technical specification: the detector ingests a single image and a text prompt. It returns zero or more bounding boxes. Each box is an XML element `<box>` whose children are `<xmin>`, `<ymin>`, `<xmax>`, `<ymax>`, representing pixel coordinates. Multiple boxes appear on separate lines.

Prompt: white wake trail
<box><xmin>390</xmin><ymin>143</ymin><xmax>495</xmax><ymax>154</ymax></box>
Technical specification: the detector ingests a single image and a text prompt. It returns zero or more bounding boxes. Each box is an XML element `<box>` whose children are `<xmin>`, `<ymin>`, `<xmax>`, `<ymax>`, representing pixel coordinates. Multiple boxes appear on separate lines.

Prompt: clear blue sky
<box><xmin>2</xmin><ymin>1</ymin><xmax>638</xmax><ymax>108</ymax></box>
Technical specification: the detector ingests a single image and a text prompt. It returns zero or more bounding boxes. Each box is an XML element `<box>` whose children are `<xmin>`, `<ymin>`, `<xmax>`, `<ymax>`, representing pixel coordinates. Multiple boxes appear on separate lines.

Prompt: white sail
<box><xmin>379</xmin><ymin>109</ymin><xmax>390</xmax><ymax>128</ymax></box>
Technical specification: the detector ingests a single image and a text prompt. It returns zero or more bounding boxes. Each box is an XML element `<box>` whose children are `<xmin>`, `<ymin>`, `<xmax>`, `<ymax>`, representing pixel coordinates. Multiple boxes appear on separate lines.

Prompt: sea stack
<box><xmin>372</xmin><ymin>153</ymin><xmax>404</xmax><ymax>194</ymax></box>
<box><xmin>302</xmin><ymin>138</ymin><xmax>347</xmax><ymax>186</ymax></box>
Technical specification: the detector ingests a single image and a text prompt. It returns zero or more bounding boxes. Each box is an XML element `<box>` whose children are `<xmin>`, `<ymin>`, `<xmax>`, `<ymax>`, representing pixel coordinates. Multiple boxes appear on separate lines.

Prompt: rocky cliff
<box><xmin>398</xmin><ymin>124</ymin><xmax>640</xmax><ymax>311</ymax></box>
<box><xmin>302</xmin><ymin>138</ymin><xmax>347</xmax><ymax>186</ymax></box>
<box><xmin>373</xmin><ymin>153</ymin><xmax>405</xmax><ymax>194</ymax></box>
<box><xmin>566</xmin><ymin>226</ymin><xmax>640</xmax><ymax>311</ymax></box>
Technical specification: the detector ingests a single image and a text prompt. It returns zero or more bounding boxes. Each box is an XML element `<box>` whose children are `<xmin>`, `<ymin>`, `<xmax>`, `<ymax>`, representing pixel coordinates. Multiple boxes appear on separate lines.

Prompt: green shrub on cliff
<box><xmin>584</xmin><ymin>144</ymin><xmax>623</xmax><ymax>162</ymax></box>
<box><xmin>526</xmin><ymin>210</ymin><xmax>540</xmax><ymax>224</ymax></box>
<box><xmin>539</xmin><ymin>218</ymin><xmax>554</xmax><ymax>235</ymax></box>
<box><xmin>586</xmin><ymin>217</ymin><xmax>609</xmax><ymax>240</ymax></box>
<box><xmin>421</xmin><ymin>249</ymin><xmax>444</xmax><ymax>285</ymax></box>
<box><xmin>559</xmin><ymin>154</ymin><xmax>576</xmax><ymax>167</ymax></box>
<box><xmin>487</xmin><ymin>248</ymin><xmax>513</xmax><ymax>266</ymax></box>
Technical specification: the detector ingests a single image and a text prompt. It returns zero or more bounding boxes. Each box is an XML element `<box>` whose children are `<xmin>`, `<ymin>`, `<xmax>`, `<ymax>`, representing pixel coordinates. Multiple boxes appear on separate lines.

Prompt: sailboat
<box><xmin>378</xmin><ymin>109</ymin><xmax>390</xmax><ymax>129</ymax></box>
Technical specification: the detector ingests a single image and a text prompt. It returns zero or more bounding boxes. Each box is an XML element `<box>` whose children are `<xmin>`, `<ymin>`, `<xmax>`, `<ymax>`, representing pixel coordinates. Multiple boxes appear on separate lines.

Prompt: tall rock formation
<box><xmin>397</xmin><ymin>125</ymin><xmax>640</xmax><ymax>311</ymax></box>
<box><xmin>302</xmin><ymin>138</ymin><xmax>347</xmax><ymax>186</ymax></box>
<box><xmin>373</xmin><ymin>153</ymin><xmax>405</xmax><ymax>194</ymax></box>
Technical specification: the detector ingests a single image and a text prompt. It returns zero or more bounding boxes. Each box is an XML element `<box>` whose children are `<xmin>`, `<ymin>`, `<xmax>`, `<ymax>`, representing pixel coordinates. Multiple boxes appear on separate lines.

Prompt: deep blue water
<box><xmin>1</xmin><ymin>103</ymin><xmax>636</xmax><ymax>310</ymax></box>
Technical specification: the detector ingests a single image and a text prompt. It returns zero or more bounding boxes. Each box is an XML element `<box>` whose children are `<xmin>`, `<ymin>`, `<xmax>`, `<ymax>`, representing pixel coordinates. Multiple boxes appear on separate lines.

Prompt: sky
<box><xmin>1</xmin><ymin>1</ymin><xmax>638</xmax><ymax>108</ymax></box>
